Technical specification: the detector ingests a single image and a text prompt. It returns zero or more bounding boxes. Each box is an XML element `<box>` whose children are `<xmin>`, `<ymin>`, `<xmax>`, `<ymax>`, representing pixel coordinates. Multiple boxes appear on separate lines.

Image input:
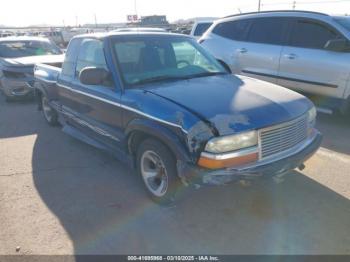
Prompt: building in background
<box><xmin>140</xmin><ymin>15</ymin><xmax>168</xmax><ymax>27</ymax></box>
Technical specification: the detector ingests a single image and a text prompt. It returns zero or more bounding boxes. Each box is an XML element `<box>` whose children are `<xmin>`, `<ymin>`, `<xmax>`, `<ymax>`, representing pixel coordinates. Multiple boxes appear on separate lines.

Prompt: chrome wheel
<box><xmin>42</xmin><ymin>96</ymin><xmax>53</xmax><ymax>122</ymax></box>
<box><xmin>140</xmin><ymin>150</ymin><xmax>168</xmax><ymax>197</ymax></box>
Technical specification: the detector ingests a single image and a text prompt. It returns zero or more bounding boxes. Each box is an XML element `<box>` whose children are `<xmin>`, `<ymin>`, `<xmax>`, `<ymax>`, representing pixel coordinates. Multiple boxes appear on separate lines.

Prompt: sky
<box><xmin>1</xmin><ymin>0</ymin><xmax>350</xmax><ymax>27</ymax></box>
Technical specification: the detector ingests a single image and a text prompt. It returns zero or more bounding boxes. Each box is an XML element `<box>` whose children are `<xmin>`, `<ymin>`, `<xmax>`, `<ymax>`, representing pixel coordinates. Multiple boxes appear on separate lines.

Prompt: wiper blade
<box><xmin>132</xmin><ymin>75</ymin><xmax>187</xmax><ymax>85</ymax></box>
<box><xmin>189</xmin><ymin>71</ymin><xmax>228</xmax><ymax>79</ymax></box>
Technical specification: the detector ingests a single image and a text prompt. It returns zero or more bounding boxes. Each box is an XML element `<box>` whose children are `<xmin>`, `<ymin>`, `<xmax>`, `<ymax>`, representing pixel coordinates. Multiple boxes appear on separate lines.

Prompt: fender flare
<box><xmin>125</xmin><ymin>118</ymin><xmax>192</xmax><ymax>163</ymax></box>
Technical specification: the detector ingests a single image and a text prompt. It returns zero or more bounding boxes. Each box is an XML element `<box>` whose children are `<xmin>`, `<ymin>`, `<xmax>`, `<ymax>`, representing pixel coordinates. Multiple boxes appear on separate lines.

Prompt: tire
<box><xmin>41</xmin><ymin>95</ymin><xmax>58</xmax><ymax>126</ymax></box>
<box><xmin>136</xmin><ymin>138</ymin><xmax>183</xmax><ymax>205</ymax></box>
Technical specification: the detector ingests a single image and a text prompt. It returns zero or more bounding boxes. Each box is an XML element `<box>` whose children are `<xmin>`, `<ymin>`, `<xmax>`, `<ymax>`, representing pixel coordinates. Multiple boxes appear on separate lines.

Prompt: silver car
<box><xmin>200</xmin><ymin>11</ymin><xmax>350</xmax><ymax>114</ymax></box>
<box><xmin>0</xmin><ymin>37</ymin><xmax>63</xmax><ymax>101</ymax></box>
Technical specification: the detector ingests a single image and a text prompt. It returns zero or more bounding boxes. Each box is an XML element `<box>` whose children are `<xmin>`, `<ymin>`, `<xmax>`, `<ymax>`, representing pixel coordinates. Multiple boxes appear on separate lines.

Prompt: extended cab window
<box><xmin>246</xmin><ymin>17</ymin><xmax>288</xmax><ymax>45</ymax></box>
<box><xmin>212</xmin><ymin>20</ymin><xmax>250</xmax><ymax>41</ymax></box>
<box><xmin>289</xmin><ymin>19</ymin><xmax>340</xmax><ymax>49</ymax></box>
<box><xmin>62</xmin><ymin>38</ymin><xmax>81</xmax><ymax>77</ymax></box>
<box><xmin>76</xmin><ymin>39</ymin><xmax>108</xmax><ymax>77</ymax></box>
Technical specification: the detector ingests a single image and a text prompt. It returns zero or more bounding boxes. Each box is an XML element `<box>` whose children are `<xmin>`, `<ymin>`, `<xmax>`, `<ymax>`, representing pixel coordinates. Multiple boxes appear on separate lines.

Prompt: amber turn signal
<box><xmin>198</xmin><ymin>152</ymin><xmax>258</xmax><ymax>170</ymax></box>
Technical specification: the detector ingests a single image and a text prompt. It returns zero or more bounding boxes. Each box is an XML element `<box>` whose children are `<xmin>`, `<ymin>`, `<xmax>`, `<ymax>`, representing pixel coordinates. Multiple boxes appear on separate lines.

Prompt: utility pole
<box><xmin>292</xmin><ymin>0</ymin><xmax>296</xmax><ymax>10</ymax></box>
<box><xmin>134</xmin><ymin>0</ymin><xmax>138</xmax><ymax>15</ymax></box>
<box><xmin>94</xmin><ymin>14</ymin><xmax>98</xmax><ymax>28</ymax></box>
<box><xmin>75</xmin><ymin>15</ymin><xmax>78</xmax><ymax>27</ymax></box>
<box><xmin>258</xmin><ymin>0</ymin><xmax>261</xmax><ymax>12</ymax></box>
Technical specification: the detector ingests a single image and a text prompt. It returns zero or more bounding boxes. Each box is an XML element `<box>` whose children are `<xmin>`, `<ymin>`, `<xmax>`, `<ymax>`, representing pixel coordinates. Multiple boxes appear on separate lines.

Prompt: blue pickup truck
<box><xmin>34</xmin><ymin>32</ymin><xmax>322</xmax><ymax>203</ymax></box>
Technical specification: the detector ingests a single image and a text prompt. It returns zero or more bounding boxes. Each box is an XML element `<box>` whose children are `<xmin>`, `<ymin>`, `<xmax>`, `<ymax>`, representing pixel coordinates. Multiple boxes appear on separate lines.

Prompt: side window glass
<box><xmin>213</xmin><ymin>20</ymin><xmax>250</xmax><ymax>41</ymax></box>
<box><xmin>76</xmin><ymin>39</ymin><xmax>108</xmax><ymax>77</ymax></box>
<box><xmin>289</xmin><ymin>20</ymin><xmax>339</xmax><ymax>49</ymax></box>
<box><xmin>246</xmin><ymin>17</ymin><xmax>287</xmax><ymax>45</ymax></box>
<box><xmin>61</xmin><ymin>38</ymin><xmax>81</xmax><ymax>77</ymax></box>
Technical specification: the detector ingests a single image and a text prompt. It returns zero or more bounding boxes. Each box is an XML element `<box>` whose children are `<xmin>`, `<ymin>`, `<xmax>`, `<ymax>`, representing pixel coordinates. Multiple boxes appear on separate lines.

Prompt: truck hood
<box><xmin>145</xmin><ymin>74</ymin><xmax>313</xmax><ymax>135</ymax></box>
<box><xmin>0</xmin><ymin>54</ymin><xmax>64</xmax><ymax>67</ymax></box>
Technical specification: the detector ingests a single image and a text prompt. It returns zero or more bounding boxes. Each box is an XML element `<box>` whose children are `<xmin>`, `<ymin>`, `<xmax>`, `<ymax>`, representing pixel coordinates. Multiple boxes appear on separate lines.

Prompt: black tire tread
<box><xmin>136</xmin><ymin>138</ymin><xmax>182</xmax><ymax>205</ymax></box>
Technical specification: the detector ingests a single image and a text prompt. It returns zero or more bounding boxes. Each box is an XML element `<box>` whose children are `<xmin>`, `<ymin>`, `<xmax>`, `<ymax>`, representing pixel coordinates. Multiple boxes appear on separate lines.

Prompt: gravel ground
<box><xmin>0</xmin><ymin>93</ymin><xmax>349</xmax><ymax>255</ymax></box>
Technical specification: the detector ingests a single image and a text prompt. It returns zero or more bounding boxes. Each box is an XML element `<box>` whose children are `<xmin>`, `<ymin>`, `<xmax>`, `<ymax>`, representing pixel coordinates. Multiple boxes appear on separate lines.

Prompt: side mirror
<box><xmin>324</xmin><ymin>39</ymin><xmax>350</xmax><ymax>52</ymax></box>
<box><xmin>79</xmin><ymin>67</ymin><xmax>110</xmax><ymax>86</ymax></box>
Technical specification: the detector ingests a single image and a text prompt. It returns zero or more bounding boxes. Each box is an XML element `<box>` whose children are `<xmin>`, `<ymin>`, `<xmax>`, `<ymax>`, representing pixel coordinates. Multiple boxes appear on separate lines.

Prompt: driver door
<box><xmin>70</xmin><ymin>38</ymin><xmax>124</xmax><ymax>148</ymax></box>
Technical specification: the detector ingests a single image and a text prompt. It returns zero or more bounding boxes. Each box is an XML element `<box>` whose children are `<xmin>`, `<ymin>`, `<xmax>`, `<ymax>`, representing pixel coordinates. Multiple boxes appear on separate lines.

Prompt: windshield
<box><xmin>0</xmin><ymin>40</ymin><xmax>62</xmax><ymax>58</ymax></box>
<box><xmin>333</xmin><ymin>17</ymin><xmax>350</xmax><ymax>31</ymax></box>
<box><xmin>112</xmin><ymin>36</ymin><xmax>226</xmax><ymax>86</ymax></box>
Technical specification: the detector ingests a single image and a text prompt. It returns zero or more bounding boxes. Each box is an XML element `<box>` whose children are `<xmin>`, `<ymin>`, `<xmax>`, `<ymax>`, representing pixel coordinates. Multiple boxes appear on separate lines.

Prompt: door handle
<box><xmin>284</xmin><ymin>53</ymin><xmax>297</xmax><ymax>59</ymax></box>
<box><xmin>237</xmin><ymin>48</ymin><xmax>248</xmax><ymax>54</ymax></box>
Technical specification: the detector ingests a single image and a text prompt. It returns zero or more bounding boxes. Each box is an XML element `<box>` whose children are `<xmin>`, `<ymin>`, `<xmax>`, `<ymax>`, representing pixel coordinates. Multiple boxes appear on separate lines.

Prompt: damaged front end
<box><xmin>178</xmin><ymin>122</ymin><xmax>322</xmax><ymax>186</ymax></box>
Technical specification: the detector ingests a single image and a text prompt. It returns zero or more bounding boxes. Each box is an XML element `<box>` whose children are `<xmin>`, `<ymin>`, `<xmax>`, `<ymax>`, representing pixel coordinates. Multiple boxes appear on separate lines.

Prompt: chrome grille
<box><xmin>260</xmin><ymin>115</ymin><xmax>308</xmax><ymax>159</ymax></box>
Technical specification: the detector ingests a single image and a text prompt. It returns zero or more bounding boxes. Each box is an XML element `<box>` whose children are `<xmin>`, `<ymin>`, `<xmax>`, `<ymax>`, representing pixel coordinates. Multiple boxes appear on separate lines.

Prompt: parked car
<box><xmin>200</xmin><ymin>10</ymin><xmax>350</xmax><ymax>114</ymax></box>
<box><xmin>0</xmin><ymin>37</ymin><xmax>63</xmax><ymax>101</ymax></box>
<box><xmin>40</xmin><ymin>30</ymin><xmax>74</xmax><ymax>47</ymax></box>
<box><xmin>34</xmin><ymin>32</ymin><xmax>322</xmax><ymax>203</ymax></box>
<box><xmin>190</xmin><ymin>20</ymin><xmax>215</xmax><ymax>39</ymax></box>
<box><xmin>0</xmin><ymin>31</ymin><xmax>15</xmax><ymax>38</ymax></box>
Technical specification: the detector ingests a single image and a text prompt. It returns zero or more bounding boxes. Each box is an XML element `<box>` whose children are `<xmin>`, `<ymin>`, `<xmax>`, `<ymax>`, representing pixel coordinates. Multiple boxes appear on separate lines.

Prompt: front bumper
<box><xmin>0</xmin><ymin>76</ymin><xmax>35</xmax><ymax>98</ymax></box>
<box><xmin>180</xmin><ymin>131</ymin><xmax>322</xmax><ymax>185</ymax></box>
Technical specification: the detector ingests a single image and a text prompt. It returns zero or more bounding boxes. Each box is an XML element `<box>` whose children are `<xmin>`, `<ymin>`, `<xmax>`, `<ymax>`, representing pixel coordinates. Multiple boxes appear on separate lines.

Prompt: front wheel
<box><xmin>136</xmin><ymin>138</ymin><xmax>182</xmax><ymax>204</ymax></box>
<box><xmin>41</xmin><ymin>95</ymin><xmax>58</xmax><ymax>126</ymax></box>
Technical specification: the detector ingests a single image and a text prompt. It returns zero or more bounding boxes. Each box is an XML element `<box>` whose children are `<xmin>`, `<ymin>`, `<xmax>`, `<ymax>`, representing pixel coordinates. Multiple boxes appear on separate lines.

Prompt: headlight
<box><xmin>307</xmin><ymin>106</ymin><xmax>317</xmax><ymax>126</ymax></box>
<box><xmin>205</xmin><ymin>130</ymin><xmax>258</xmax><ymax>154</ymax></box>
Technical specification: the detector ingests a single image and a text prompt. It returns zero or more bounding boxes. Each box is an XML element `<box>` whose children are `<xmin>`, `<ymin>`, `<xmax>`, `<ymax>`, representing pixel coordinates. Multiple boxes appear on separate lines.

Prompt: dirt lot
<box><xmin>0</xmin><ymin>93</ymin><xmax>350</xmax><ymax>255</ymax></box>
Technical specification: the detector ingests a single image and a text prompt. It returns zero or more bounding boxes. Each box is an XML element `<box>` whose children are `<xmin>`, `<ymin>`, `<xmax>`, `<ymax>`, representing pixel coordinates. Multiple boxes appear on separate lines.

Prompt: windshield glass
<box><xmin>333</xmin><ymin>17</ymin><xmax>350</xmax><ymax>31</ymax></box>
<box><xmin>112</xmin><ymin>36</ymin><xmax>226</xmax><ymax>86</ymax></box>
<box><xmin>0</xmin><ymin>40</ymin><xmax>62</xmax><ymax>58</ymax></box>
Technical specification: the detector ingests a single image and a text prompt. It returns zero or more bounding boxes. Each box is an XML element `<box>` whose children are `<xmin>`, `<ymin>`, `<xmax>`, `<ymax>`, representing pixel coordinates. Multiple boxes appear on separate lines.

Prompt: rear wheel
<box><xmin>41</xmin><ymin>95</ymin><xmax>58</xmax><ymax>126</ymax></box>
<box><xmin>136</xmin><ymin>138</ymin><xmax>182</xmax><ymax>204</ymax></box>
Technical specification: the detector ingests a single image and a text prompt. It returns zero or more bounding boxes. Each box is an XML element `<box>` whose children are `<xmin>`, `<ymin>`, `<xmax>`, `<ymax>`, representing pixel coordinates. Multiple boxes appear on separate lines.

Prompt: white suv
<box><xmin>200</xmin><ymin>11</ymin><xmax>350</xmax><ymax>114</ymax></box>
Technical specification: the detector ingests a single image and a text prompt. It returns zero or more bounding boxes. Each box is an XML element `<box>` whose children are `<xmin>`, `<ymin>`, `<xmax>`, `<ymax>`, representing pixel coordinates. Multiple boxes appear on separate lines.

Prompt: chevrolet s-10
<box><xmin>34</xmin><ymin>32</ymin><xmax>322</xmax><ymax>203</ymax></box>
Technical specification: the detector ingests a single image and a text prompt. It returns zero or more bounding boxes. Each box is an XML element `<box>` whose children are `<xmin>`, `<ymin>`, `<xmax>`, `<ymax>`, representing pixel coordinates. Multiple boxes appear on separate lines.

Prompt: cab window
<box><xmin>61</xmin><ymin>38</ymin><xmax>81</xmax><ymax>77</ymax></box>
